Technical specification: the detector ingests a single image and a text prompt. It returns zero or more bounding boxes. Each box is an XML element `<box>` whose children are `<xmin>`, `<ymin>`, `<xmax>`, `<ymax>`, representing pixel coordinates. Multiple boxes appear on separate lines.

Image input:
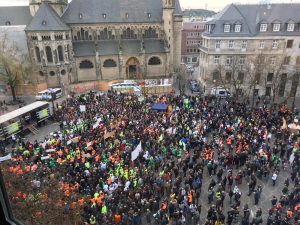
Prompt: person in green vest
<box><xmin>101</xmin><ymin>204</ymin><xmax>107</xmax><ymax>214</ymax></box>
<box><xmin>90</xmin><ymin>215</ymin><xmax>96</xmax><ymax>224</ymax></box>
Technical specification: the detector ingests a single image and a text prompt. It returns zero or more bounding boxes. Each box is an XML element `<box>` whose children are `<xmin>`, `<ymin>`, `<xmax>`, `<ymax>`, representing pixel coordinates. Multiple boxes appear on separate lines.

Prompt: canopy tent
<box><xmin>151</xmin><ymin>103</ymin><xmax>168</xmax><ymax>111</ymax></box>
<box><xmin>0</xmin><ymin>101</ymin><xmax>49</xmax><ymax>124</ymax></box>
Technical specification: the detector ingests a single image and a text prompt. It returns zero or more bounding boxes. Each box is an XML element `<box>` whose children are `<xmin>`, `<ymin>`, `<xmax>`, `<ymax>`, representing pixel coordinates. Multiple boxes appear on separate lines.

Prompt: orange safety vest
<box><xmin>161</xmin><ymin>202</ymin><xmax>167</xmax><ymax>210</ymax></box>
<box><xmin>188</xmin><ymin>191</ymin><xmax>193</xmax><ymax>203</ymax></box>
<box><xmin>114</xmin><ymin>214</ymin><xmax>121</xmax><ymax>222</ymax></box>
<box><xmin>287</xmin><ymin>210</ymin><xmax>293</xmax><ymax>217</ymax></box>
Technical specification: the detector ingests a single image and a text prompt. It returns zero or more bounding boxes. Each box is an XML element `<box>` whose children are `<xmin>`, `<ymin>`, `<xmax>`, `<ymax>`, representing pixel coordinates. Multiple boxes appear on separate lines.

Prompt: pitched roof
<box><xmin>144</xmin><ymin>39</ymin><xmax>166</xmax><ymax>53</ymax></box>
<box><xmin>25</xmin><ymin>3</ymin><xmax>69</xmax><ymax>31</ymax></box>
<box><xmin>98</xmin><ymin>40</ymin><xmax>119</xmax><ymax>56</ymax></box>
<box><xmin>205</xmin><ymin>3</ymin><xmax>300</xmax><ymax>37</ymax></box>
<box><xmin>73</xmin><ymin>42</ymin><xmax>95</xmax><ymax>57</ymax></box>
<box><xmin>0</xmin><ymin>6</ymin><xmax>32</xmax><ymax>26</ymax></box>
<box><xmin>62</xmin><ymin>0</ymin><xmax>182</xmax><ymax>24</ymax></box>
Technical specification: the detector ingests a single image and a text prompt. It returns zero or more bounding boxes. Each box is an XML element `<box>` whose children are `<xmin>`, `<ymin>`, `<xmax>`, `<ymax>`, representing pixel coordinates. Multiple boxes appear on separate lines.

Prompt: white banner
<box><xmin>80</xmin><ymin>105</ymin><xmax>86</xmax><ymax>112</ymax></box>
<box><xmin>131</xmin><ymin>142</ymin><xmax>142</xmax><ymax>161</ymax></box>
<box><xmin>0</xmin><ymin>154</ymin><xmax>12</xmax><ymax>162</ymax></box>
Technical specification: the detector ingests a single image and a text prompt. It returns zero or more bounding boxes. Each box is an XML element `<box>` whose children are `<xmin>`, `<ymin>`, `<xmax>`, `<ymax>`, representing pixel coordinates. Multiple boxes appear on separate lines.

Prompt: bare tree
<box><xmin>0</xmin><ymin>33</ymin><xmax>34</xmax><ymax>101</ymax></box>
<box><xmin>174</xmin><ymin>65</ymin><xmax>188</xmax><ymax>95</ymax></box>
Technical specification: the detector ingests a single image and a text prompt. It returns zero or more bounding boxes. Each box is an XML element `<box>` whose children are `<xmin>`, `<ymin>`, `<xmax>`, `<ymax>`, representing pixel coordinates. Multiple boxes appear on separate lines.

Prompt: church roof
<box><xmin>25</xmin><ymin>3</ymin><xmax>69</xmax><ymax>31</ymax></box>
<box><xmin>0</xmin><ymin>6</ymin><xmax>32</xmax><ymax>26</ymax></box>
<box><xmin>62</xmin><ymin>0</ymin><xmax>182</xmax><ymax>24</ymax></box>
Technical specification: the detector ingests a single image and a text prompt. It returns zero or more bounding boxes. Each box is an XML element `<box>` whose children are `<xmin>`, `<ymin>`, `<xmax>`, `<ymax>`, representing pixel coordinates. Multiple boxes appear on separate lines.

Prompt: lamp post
<box><xmin>213</xmin><ymin>79</ymin><xmax>217</xmax><ymax>96</ymax></box>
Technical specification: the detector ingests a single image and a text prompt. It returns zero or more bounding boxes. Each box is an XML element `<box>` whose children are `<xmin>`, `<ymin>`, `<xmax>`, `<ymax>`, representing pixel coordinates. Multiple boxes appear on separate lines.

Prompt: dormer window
<box><xmin>41</xmin><ymin>20</ymin><xmax>47</xmax><ymax>26</ymax></box>
<box><xmin>103</xmin><ymin>13</ymin><xmax>107</xmax><ymax>19</ymax></box>
<box><xmin>287</xmin><ymin>23</ymin><xmax>294</xmax><ymax>32</ymax></box>
<box><xmin>5</xmin><ymin>21</ymin><xmax>11</xmax><ymax>26</ymax></box>
<box><xmin>235</xmin><ymin>24</ymin><xmax>241</xmax><ymax>32</ymax></box>
<box><xmin>147</xmin><ymin>13</ymin><xmax>151</xmax><ymax>18</ymax></box>
<box><xmin>79</xmin><ymin>13</ymin><xmax>83</xmax><ymax>19</ymax></box>
<box><xmin>260</xmin><ymin>23</ymin><xmax>267</xmax><ymax>32</ymax></box>
<box><xmin>224</xmin><ymin>24</ymin><xmax>230</xmax><ymax>33</ymax></box>
<box><xmin>273</xmin><ymin>23</ymin><xmax>280</xmax><ymax>32</ymax></box>
<box><xmin>125</xmin><ymin>13</ymin><xmax>129</xmax><ymax>18</ymax></box>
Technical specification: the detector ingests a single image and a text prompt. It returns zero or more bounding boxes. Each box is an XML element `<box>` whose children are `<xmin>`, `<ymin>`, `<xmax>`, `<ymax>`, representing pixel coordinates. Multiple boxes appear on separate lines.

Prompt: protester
<box><xmin>3</xmin><ymin>91</ymin><xmax>300</xmax><ymax>225</ymax></box>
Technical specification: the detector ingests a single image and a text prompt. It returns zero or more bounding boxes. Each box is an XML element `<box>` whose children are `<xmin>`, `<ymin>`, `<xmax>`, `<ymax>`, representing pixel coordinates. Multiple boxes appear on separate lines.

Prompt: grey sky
<box><xmin>0</xmin><ymin>0</ymin><xmax>299</xmax><ymax>11</ymax></box>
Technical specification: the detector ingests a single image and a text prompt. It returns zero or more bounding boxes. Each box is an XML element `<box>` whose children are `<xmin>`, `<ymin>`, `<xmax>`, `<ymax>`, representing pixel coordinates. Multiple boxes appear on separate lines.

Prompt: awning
<box><xmin>151</xmin><ymin>103</ymin><xmax>168</xmax><ymax>111</ymax></box>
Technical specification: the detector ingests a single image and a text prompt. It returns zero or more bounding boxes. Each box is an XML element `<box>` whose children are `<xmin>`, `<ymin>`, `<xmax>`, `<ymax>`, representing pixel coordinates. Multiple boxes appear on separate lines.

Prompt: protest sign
<box><xmin>0</xmin><ymin>154</ymin><xmax>11</xmax><ymax>162</ymax></box>
<box><xmin>131</xmin><ymin>142</ymin><xmax>142</xmax><ymax>161</ymax></box>
<box><xmin>104</xmin><ymin>130</ymin><xmax>115</xmax><ymax>140</ymax></box>
<box><xmin>80</xmin><ymin>105</ymin><xmax>86</xmax><ymax>112</ymax></box>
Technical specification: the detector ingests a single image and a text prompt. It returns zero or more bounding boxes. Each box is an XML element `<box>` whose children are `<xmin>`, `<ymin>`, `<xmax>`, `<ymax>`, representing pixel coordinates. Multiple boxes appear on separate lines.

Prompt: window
<box><xmin>229</xmin><ymin>40</ymin><xmax>234</xmax><ymax>49</ymax></box>
<box><xmin>235</xmin><ymin>24</ymin><xmax>241</xmax><ymax>32</ymax></box>
<box><xmin>225</xmin><ymin>72</ymin><xmax>232</xmax><ymax>82</ymax></box>
<box><xmin>241</xmin><ymin>40</ymin><xmax>247</xmax><ymax>49</ymax></box>
<box><xmin>273</xmin><ymin>23</ymin><xmax>281</xmax><ymax>32</ymax></box>
<box><xmin>79</xmin><ymin>13</ymin><xmax>83</xmax><ymax>19</ymax></box>
<box><xmin>215</xmin><ymin>40</ymin><xmax>221</xmax><ymax>49</ymax></box>
<box><xmin>255</xmin><ymin>73</ymin><xmax>261</xmax><ymax>84</ymax></box>
<box><xmin>57</xmin><ymin>46</ymin><xmax>64</xmax><ymax>62</ymax></box>
<box><xmin>103</xmin><ymin>13</ymin><xmax>107</xmax><ymax>19</ymax></box>
<box><xmin>49</xmin><ymin>71</ymin><xmax>55</xmax><ymax>76</ymax></box>
<box><xmin>5</xmin><ymin>21</ymin><xmax>11</xmax><ymax>26</ymax></box>
<box><xmin>296</xmin><ymin>56</ymin><xmax>300</xmax><ymax>65</ymax></box>
<box><xmin>125</xmin><ymin>13</ymin><xmax>129</xmax><ymax>18</ymax></box>
<box><xmin>286</xmin><ymin>40</ymin><xmax>294</xmax><ymax>48</ymax></box>
<box><xmin>287</xmin><ymin>23</ymin><xmax>294</xmax><ymax>32</ymax></box>
<box><xmin>35</xmin><ymin>47</ymin><xmax>41</xmax><ymax>63</ymax></box>
<box><xmin>260</xmin><ymin>24</ymin><xmax>267</xmax><ymax>32</ymax></box>
<box><xmin>259</xmin><ymin>40</ymin><xmax>265</xmax><ymax>49</ymax></box>
<box><xmin>192</xmin><ymin>57</ymin><xmax>197</xmax><ymax>63</ymax></box>
<box><xmin>240</xmin><ymin>56</ymin><xmax>245</xmax><ymax>65</ymax></box>
<box><xmin>103</xmin><ymin>59</ymin><xmax>117</xmax><ymax>67</ymax></box>
<box><xmin>226</xmin><ymin>56</ymin><xmax>233</xmax><ymax>65</ymax></box>
<box><xmin>99</xmin><ymin>28</ymin><xmax>115</xmax><ymax>40</ymax></box>
<box><xmin>237</xmin><ymin>72</ymin><xmax>244</xmax><ymax>84</ymax></box>
<box><xmin>284</xmin><ymin>56</ymin><xmax>291</xmax><ymax>65</ymax></box>
<box><xmin>272</xmin><ymin>40</ymin><xmax>278</xmax><ymax>49</ymax></box>
<box><xmin>148</xmin><ymin>56</ymin><xmax>161</xmax><ymax>65</ymax></box>
<box><xmin>144</xmin><ymin>28</ymin><xmax>157</xmax><ymax>38</ymax></box>
<box><xmin>224</xmin><ymin>24</ymin><xmax>230</xmax><ymax>33</ymax></box>
<box><xmin>270</xmin><ymin>56</ymin><xmax>276</xmax><ymax>65</ymax></box>
<box><xmin>214</xmin><ymin>56</ymin><xmax>220</xmax><ymax>65</ymax></box>
<box><xmin>79</xmin><ymin>60</ymin><xmax>94</xmax><ymax>69</ymax></box>
<box><xmin>121</xmin><ymin>28</ymin><xmax>136</xmax><ymax>39</ymax></box>
<box><xmin>267</xmin><ymin>73</ymin><xmax>274</xmax><ymax>82</ymax></box>
<box><xmin>212</xmin><ymin>71</ymin><xmax>220</xmax><ymax>81</ymax></box>
<box><xmin>45</xmin><ymin>46</ymin><xmax>53</xmax><ymax>63</ymax></box>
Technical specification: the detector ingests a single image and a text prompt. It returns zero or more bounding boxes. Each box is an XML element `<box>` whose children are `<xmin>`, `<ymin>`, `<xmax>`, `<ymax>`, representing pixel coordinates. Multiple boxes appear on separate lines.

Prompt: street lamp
<box><xmin>213</xmin><ymin>79</ymin><xmax>217</xmax><ymax>96</ymax></box>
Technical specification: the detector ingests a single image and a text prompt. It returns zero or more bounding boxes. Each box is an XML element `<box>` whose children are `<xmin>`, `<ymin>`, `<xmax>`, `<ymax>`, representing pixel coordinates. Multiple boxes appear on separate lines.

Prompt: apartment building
<box><xmin>181</xmin><ymin>20</ymin><xmax>205</xmax><ymax>65</ymax></box>
<box><xmin>199</xmin><ymin>3</ymin><xmax>300</xmax><ymax>98</ymax></box>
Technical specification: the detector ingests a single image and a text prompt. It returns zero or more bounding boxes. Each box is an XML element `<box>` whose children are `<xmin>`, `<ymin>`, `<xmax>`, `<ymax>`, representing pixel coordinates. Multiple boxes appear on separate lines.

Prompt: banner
<box><xmin>80</xmin><ymin>105</ymin><xmax>86</xmax><ymax>112</ymax></box>
<box><xmin>131</xmin><ymin>142</ymin><xmax>142</xmax><ymax>161</ymax></box>
<box><xmin>104</xmin><ymin>130</ymin><xmax>115</xmax><ymax>140</ymax></box>
<box><xmin>0</xmin><ymin>154</ymin><xmax>12</xmax><ymax>162</ymax></box>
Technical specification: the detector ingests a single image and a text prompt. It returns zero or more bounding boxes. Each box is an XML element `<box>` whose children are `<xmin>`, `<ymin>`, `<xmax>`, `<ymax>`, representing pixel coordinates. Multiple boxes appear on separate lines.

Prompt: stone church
<box><xmin>17</xmin><ymin>0</ymin><xmax>182</xmax><ymax>89</ymax></box>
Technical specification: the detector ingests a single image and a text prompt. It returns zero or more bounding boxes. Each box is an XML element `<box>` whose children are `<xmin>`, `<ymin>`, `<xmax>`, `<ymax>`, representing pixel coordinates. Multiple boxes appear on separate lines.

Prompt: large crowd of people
<box><xmin>3</xmin><ymin>91</ymin><xmax>300</xmax><ymax>225</ymax></box>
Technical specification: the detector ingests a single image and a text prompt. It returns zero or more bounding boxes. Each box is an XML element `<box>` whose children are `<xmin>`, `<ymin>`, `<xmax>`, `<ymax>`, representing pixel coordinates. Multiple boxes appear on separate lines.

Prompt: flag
<box><xmin>0</xmin><ymin>154</ymin><xmax>12</xmax><ymax>162</ymax></box>
<box><xmin>131</xmin><ymin>142</ymin><xmax>142</xmax><ymax>161</ymax></box>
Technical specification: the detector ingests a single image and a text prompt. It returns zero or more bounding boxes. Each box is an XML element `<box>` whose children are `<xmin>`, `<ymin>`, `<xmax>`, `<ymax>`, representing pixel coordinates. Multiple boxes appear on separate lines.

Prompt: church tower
<box><xmin>162</xmin><ymin>0</ymin><xmax>175</xmax><ymax>72</ymax></box>
<box><xmin>29</xmin><ymin>0</ymin><xmax>68</xmax><ymax>17</ymax></box>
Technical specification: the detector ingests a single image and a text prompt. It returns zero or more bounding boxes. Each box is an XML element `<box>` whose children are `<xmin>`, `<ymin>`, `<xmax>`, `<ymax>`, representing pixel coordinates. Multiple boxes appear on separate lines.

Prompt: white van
<box><xmin>35</xmin><ymin>90</ymin><xmax>50</xmax><ymax>101</ymax></box>
<box><xmin>35</xmin><ymin>88</ymin><xmax>62</xmax><ymax>101</ymax></box>
<box><xmin>211</xmin><ymin>88</ymin><xmax>231</xmax><ymax>98</ymax></box>
<box><xmin>110</xmin><ymin>82</ymin><xmax>141</xmax><ymax>96</ymax></box>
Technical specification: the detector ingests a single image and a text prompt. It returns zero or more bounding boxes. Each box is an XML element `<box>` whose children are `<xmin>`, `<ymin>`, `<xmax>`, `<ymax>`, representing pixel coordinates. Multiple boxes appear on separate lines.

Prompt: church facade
<box><xmin>24</xmin><ymin>0</ymin><xmax>182</xmax><ymax>89</ymax></box>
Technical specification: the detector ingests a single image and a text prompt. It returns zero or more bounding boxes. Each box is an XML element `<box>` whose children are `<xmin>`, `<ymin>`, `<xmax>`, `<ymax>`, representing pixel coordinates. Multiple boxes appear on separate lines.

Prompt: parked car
<box><xmin>211</xmin><ymin>88</ymin><xmax>231</xmax><ymax>98</ymax></box>
<box><xmin>190</xmin><ymin>81</ymin><xmax>200</xmax><ymax>93</ymax></box>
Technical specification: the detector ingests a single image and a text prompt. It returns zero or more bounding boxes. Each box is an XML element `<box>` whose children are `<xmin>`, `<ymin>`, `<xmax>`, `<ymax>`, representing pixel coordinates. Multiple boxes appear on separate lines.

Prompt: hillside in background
<box><xmin>183</xmin><ymin>9</ymin><xmax>216</xmax><ymax>18</ymax></box>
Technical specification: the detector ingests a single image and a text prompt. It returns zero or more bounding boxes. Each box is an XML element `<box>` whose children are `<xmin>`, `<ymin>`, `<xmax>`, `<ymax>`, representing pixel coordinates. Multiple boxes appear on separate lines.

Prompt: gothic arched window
<box><xmin>57</xmin><ymin>46</ymin><xmax>64</xmax><ymax>62</ymax></box>
<box><xmin>148</xmin><ymin>56</ymin><xmax>161</xmax><ymax>65</ymax></box>
<box><xmin>79</xmin><ymin>60</ymin><xmax>94</xmax><ymax>69</ymax></box>
<box><xmin>45</xmin><ymin>46</ymin><xmax>53</xmax><ymax>63</ymax></box>
<box><xmin>103</xmin><ymin>59</ymin><xmax>117</xmax><ymax>67</ymax></box>
<box><xmin>35</xmin><ymin>47</ymin><xmax>41</xmax><ymax>63</ymax></box>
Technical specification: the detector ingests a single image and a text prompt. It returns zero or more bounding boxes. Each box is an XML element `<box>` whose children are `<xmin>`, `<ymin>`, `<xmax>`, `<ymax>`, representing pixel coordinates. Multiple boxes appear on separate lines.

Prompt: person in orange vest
<box><xmin>188</xmin><ymin>191</ymin><xmax>193</xmax><ymax>204</ymax></box>
<box><xmin>161</xmin><ymin>201</ymin><xmax>168</xmax><ymax>211</ymax></box>
<box><xmin>287</xmin><ymin>208</ymin><xmax>293</xmax><ymax>218</ymax></box>
<box><xmin>114</xmin><ymin>213</ymin><xmax>122</xmax><ymax>223</ymax></box>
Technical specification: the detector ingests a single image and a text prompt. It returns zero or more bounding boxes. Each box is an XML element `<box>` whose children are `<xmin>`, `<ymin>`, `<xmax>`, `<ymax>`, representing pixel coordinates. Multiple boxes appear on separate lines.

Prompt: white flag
<box><xmin>0</xmin><ymin>154</ymin><xmax>12</xmax><ymax>162</ymax></box>
<box><xmin>131</xmin><ymin>142</ymin><xmax>142</xmax><ymax>161</ymax></box>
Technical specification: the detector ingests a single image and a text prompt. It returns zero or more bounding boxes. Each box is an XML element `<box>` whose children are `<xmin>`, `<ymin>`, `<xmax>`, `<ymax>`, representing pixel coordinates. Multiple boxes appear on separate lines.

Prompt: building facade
<box><xmin>199</xmin><ymin>3</ymin><xmax>300</xmax><ymax>98</ymax></box>
<box><xmin>181</xmin><ymin>20</ymin><xmax>205</xmax><ymax>65</ymax></box>
<box><xmin>1</xmin><ymin>0</ymin><xmax>182</xmax><ymax>90</ymax></box>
